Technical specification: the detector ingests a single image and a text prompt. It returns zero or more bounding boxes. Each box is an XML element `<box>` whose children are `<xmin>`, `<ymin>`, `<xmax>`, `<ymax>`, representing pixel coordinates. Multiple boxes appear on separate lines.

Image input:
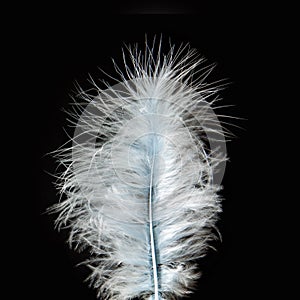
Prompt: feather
<box><xmin>49</xmin><ymin>39</ymin><xmax>228</xmax><ymax>300</ymax></box>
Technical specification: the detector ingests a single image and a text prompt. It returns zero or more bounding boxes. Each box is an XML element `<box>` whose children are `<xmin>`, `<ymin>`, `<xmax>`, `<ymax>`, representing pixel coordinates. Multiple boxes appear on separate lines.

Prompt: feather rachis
<box><xmin>50</xmin><ymin>39</ymin><xmax>228</xmax><ymax>299</ymax></box>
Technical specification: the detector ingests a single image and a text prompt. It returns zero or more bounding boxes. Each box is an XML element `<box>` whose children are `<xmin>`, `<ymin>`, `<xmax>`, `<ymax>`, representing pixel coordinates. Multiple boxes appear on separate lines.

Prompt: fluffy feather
<box><xmin>50</xmin><ymin>39</ymin><xmax>227</xmax><ymax>300</ymax></box>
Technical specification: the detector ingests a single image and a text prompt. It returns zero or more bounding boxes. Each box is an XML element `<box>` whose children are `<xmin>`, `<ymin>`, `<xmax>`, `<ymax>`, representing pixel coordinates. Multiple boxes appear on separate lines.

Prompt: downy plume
<box><xmin>49</xmin><ymin>38</ymin><xmax>229</xmax><ymax>300</ymax></box>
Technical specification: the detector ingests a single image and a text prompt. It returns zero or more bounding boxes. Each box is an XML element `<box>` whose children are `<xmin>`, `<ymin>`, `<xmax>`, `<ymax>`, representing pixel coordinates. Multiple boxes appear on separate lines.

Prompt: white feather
<box><xmin>50</xmin><ymin>40</ymin><xmax>227</xmax><ymax>300</ymax></box>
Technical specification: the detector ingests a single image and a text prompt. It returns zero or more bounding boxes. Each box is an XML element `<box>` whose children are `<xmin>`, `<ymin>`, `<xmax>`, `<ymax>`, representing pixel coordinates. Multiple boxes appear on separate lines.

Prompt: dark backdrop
<box><xmin>9</xmin><ymin>4</ymin><xmax>284</xmax><ymax>300</ymax></box>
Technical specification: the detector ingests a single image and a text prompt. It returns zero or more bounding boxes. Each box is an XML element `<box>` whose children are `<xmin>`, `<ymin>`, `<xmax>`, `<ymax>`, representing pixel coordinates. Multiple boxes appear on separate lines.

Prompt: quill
<box><xmin>50</xmin><ymin>39</ymin><xmax>228</xmax><ymax>300</ymax></box>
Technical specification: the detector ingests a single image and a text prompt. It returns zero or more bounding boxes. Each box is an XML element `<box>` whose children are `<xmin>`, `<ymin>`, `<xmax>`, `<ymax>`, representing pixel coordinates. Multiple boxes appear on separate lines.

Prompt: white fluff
<box><xmin>50</xmin><ymin>40</ymin><xmax>227</xmax><ymax>300</ymax></box>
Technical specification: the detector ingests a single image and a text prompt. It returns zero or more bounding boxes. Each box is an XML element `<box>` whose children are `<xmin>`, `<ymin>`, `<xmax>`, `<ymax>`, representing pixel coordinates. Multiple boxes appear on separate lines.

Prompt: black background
<box><xmin>8</xmin><ymin>3</ymin><xmax>288</xmax><ymax>300</ymax></box>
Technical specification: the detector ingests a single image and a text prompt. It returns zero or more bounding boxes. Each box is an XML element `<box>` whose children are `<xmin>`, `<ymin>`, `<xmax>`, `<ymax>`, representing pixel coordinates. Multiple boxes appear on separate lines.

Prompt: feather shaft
<box><xmin>149</xmin><ymin>136</ymin><xmax>159</xmax><ymax>300</ymax></box>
